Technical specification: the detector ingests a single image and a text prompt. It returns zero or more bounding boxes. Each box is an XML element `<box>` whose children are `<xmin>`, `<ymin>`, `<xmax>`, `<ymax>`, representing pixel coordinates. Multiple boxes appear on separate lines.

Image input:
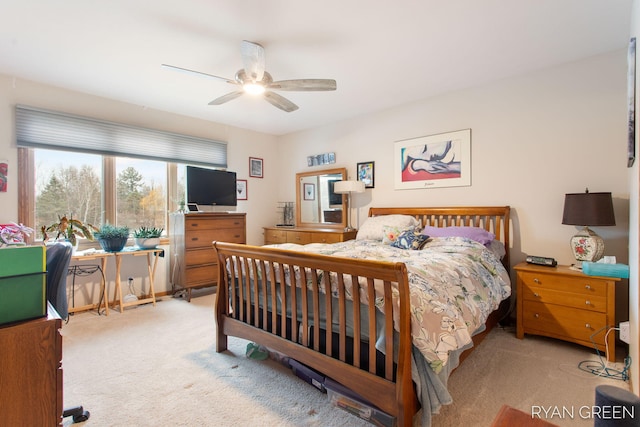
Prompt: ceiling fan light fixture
<box><xmin>243</xmin><ymin>82</ymin><xmax>266</xmax><ymax>95</ymax></box>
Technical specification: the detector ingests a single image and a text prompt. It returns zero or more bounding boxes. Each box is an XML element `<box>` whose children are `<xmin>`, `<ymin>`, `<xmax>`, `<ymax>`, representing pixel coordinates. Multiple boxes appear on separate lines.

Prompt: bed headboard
<box><xmin>368</xmin><ymin>206</ymin><xmax>511</xmax><ymax>268</ymax></box>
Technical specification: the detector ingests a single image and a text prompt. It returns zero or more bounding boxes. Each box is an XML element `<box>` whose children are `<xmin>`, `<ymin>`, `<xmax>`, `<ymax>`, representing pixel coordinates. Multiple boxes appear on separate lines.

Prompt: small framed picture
<box><xmin>237</xmin><ymin>179</ymin><xmax>247</xmax><ymax>200</ymax></box>
<box><xmin>303</xmin><ymin>183</ymin><xmax>315</xmax><ymax>200</ymax></box>
<box><xmin>249</xmin><ymin>157</ymin><xmax>263</xmax><ymax>178</ymax></box>
<box><xmin>357</xmin><ymin>161</ymin><xmax>375</xmax><ymax>188</ymax></box>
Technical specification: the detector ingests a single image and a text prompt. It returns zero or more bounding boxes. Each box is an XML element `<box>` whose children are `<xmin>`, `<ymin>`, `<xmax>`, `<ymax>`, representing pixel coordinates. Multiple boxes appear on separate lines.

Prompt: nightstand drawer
<box><xmin>518</xmin><ymin>271</ymin><xmax>607</xmax><ymax>297</ymax></box>
<box><xmin>521</xmin><ymin>285</ymin><xmax>607</xmax><ymax>312</ymax></box>
<box><xmin>522</xmin><ymin>301</ymin><xmax>608</xmax><ymax>344</ymax></box>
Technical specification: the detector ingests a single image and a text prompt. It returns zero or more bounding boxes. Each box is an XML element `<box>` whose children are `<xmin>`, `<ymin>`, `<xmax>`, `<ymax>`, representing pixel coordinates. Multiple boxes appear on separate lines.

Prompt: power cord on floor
<box><xmin>577</xmin><ymin>325</ymin><xmax>630</xmax><ymax>381</ymax></box>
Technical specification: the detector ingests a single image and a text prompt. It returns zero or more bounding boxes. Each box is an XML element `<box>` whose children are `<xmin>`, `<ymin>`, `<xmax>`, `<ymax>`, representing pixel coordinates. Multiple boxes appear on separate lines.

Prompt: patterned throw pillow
<box><xmin>391</xmin><ymin>228</ymin><xmax>430</xmax><ymax>250</ymax></box>
<box><xmin>382</xmin><ymin>225</ymin><xmax>411</xmax><ymax>245</ymax></box>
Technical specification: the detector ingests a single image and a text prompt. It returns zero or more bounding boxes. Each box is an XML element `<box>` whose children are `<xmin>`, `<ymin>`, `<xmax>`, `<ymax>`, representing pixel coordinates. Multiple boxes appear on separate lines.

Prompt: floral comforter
<box><xmin>268</xmin><ymin>237</ymin><xmax>511</xmax><ymax>372</ymax></box>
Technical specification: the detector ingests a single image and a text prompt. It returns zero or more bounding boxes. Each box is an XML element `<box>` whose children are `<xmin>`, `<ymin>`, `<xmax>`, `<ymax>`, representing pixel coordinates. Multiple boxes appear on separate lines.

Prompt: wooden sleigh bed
<box><xmin>213</xmin><ymin>206</ymin><xmax>511</xmax><ymax>426</ymax></box>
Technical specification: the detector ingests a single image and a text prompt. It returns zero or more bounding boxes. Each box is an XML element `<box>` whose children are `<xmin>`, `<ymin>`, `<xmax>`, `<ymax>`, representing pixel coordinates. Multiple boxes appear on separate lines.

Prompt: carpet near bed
<box><xmin>58</xmin><ymin>290</ymin><xmax>628</xmax><ymax>427</ymax></box>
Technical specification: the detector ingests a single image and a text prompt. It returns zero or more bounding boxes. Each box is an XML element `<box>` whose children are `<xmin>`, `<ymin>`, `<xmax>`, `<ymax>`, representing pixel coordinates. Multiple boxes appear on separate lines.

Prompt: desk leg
<box><xmin>146</xmin><ymin>252</ymin><xmax>158</xmax><ymax>307</ymax></box>
<box><xmin>101</xmin><ymin>257</ymin><xmax>109</xmax><ymax>316</ymax></box>
<box><xmin>115</xmin><ymin>254</ymin><xmax>124</xmax><ymax>313</ymax></box>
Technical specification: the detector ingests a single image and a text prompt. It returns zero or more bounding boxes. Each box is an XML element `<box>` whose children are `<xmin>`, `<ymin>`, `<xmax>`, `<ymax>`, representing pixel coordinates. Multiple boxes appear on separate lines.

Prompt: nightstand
<box><xmin>515</xmin><ymin>262</ymin><xmax>620</xmax><ymax>362</ymax></box>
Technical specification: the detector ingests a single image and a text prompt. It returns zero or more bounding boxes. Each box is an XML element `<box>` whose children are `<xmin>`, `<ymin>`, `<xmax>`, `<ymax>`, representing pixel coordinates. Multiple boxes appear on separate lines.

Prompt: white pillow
<box><xmin>356</xmin><ymin>215</ymin><xmax>420</xmax><ymax>241</ymax></box>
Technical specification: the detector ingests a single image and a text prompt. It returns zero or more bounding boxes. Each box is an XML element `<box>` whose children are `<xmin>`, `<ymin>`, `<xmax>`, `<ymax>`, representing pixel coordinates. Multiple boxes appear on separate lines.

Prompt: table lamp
<box><xmin>334</xmin><ymin>180</ymin><xmax>365</xmax><ymax>231</ymax></box>
<box><xmin>562</xmin><ymin>189</ymin><xmax>615</xmax><ymax>267</ymax></box>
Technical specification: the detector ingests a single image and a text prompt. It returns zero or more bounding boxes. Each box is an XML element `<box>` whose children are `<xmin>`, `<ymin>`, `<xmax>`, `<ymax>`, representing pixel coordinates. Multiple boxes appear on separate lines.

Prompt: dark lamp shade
<box><xmin>562</xmin><ymin>192</ymin><xmax>616</xmax><ymax>227</ymax></box>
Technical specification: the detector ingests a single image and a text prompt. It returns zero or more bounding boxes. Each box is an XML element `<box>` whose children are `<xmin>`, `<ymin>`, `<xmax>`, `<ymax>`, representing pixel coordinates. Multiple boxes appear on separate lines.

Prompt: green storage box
<box><xmin>0</xmin><ymin>245</ymin><xmax>46</xmax><ymax>276</ymax></box>
<box><xmin>0</xmin><ymin>245</ymin><xmax>47</xmax><ymax>325</ymax></box>
<box><xmin>0</xmin><ymin>272</ymin><xmax>47</xmax><ymax>325</ymax></box>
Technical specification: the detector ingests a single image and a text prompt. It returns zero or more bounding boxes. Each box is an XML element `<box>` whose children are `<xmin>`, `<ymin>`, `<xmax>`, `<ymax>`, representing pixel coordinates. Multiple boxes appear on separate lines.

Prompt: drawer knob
<box><xmin>533</xmin><ymin>292</ymin><xmax>540</xmax><ymax>298</ymax></box>
<box><xmin>534</xmin><ymin>313</ymin><xmax>539</xmax><ymax>318</ymax></box>
<box><xmin>533</xmin><ymin>278</ymin><xmax>540</xmax><ymax>284</ymax></box>
<box><xmin>585</xmin><ymin>285</ymin><xmax>591</xmax><ymax>290</ymax></box>
<box><xmin>585</xmin><ymin>300</ymin><xmax>591</xmax><ymax>306</ymax></box>
<box><xmin>585</xmin><ymin>323</ymin><xmax>591</xmax><ymax>329</ymax></box>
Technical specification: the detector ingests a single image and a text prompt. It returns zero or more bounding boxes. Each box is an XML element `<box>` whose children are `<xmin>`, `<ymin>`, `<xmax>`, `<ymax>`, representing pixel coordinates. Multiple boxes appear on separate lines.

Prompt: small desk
<box><xmin>71</xmin><ymin>247</ymin><xmax>163</xmax><ymax>314</ymax></box>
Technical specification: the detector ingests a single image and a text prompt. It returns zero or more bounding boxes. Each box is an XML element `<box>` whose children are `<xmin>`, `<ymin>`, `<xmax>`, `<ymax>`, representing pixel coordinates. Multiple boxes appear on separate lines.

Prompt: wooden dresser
<box><xmin>515</xmin><ymin>262</ymin><xmax>620</xmax><ymax>362</ymax></box>
<box><xmin>263</xmin><ymin>226</ymin><xmax>357</xmax><ymax>245</ymax></box>
<box><xmin>170</xmin><ymin>212</ymin><xmax>246</xmax><ymax>301</ymax></box>
<box><xmin>0</xmin><ymin>304</ymin><xmax>62</xmax><ymax>426</ymax></box>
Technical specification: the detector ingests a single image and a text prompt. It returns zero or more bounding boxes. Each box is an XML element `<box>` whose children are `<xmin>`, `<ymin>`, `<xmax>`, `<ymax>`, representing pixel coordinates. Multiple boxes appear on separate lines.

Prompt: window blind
<box><xmin>15</xmin><ymin>105</ymin><xmax>227</xmax><ymax>168</ymax></box>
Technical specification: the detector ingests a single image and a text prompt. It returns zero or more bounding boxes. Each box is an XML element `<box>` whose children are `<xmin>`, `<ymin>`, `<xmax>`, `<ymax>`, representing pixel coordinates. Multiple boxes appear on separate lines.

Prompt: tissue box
<box><xmin>582</xmin><ymin>262</ymin><xmax>629</xmax><ymax>279</ymax></box>
<box><xmin>0</xmin><ymin>246</ymin><xmax>47</xmax><ymax>325</ymax></box>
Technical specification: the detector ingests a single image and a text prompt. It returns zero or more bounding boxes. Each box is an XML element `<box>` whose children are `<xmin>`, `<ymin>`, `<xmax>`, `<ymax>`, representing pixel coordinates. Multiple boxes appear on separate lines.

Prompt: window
<box><xmin>27</xmin><ymin>148</ymin><xmax>170</xmax><ymax>238</ymax></box>
<box><xmin>34</xmin><ymin>149</ymin><xmax>102</xmax><ymax>231</ymax></box>
<box><xmin>16</xmin><ymin>105</ymin><xmax>227</xmax><ymax>238</ymax></box>
<box><xmin>115</xmin><ymin>158</ymin><xmax>167</xmax><ymax>230</ymax></box>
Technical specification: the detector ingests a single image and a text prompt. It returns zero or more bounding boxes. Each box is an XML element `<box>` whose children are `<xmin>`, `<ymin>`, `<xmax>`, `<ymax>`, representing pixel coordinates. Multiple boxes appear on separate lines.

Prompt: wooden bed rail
<box><xmin>213</xmin><ymin>241</ymin><xmax>418</xmax><ymax>424</ymax></box>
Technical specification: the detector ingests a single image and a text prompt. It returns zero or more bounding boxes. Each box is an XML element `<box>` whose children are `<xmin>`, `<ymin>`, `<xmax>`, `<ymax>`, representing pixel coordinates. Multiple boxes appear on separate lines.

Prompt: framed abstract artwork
<box><xmin>394</xmin><ymin>129</ymin><xmax>471</xmax><ymax>190</ymax></box>
<box><xmin>357</xmin><ymin>161</ymin><xmax>375</xmax><ymax>188</ymax></box>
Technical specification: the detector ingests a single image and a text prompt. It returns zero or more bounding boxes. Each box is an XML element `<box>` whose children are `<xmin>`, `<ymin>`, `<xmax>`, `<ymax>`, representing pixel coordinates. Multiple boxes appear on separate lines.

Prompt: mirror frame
<box><xmin>295</xmin><ymin>167</ymin><xmax>347</xmax><ymax>229</ymax></box>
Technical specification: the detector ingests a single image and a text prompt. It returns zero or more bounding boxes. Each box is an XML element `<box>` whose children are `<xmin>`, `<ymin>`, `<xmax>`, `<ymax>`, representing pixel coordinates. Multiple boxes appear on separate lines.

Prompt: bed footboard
<box><xmin>213</xmin><ymin>241</ymin><xmax>418</xmax><ymax>426</ymax></box>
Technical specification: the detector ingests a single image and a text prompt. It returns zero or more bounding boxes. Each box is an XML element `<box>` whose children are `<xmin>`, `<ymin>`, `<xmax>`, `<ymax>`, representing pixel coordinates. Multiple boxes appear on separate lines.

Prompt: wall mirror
<box><xmin>295</xmin><ymin>167</ymin><xmax>346</xmax><ymax>229</ymax></box>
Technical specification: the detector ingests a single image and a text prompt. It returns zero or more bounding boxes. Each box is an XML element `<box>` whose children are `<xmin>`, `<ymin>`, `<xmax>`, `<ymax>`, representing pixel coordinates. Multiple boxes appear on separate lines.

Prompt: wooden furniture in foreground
<box><xmin>170</xmin><ymin>212</ymin><xmax>246</xmax><ymax>301</ymax></box>
<box><xmin>215</xmin><ymin>206</ymin><xmax>511</xmax><ymax>426</ymax></box>
<box><xmin>263</xmin><ymin>226</ymin><xmax>357</xmax><ymax>245</ymax></box>
<box><xmin>515</xmin><ymin>263</ymin><xmax>620</xmax><ymax>362</ymax></box>
<box><xmin>0</xmin><ymin>304</ymin><xmax>62</xmax><ymax>426</ymax></box>
<box><xmin>70</xmin><ymin>247</ymin><xmax>163</xmax><ymax>314</ymax></box>
<box><xmin>491</xmin><ymin>405</ymin><xmax>559</xmax><ymax>427</ymax></box>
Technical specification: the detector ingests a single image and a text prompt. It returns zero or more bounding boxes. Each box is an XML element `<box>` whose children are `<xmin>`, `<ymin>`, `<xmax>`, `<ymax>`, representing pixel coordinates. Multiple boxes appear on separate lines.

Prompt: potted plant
<box><xmin>95</xmin><ymin>224</ymin><xmax>130</xmax><ymax>252</ymax></box>
<box><xmin>41</xmin><ymin>215</ymin><xmax>98</xmax><ymax>250</ymax></box>
<box><xmin>132</xmin><ymin>226</ymin><xmax>163</xmax><ymax>249</ymax></box>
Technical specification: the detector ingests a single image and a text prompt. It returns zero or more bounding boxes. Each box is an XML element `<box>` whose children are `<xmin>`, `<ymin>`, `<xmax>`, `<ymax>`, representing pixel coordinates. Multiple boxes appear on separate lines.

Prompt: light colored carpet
<box><xmin>61</xmin><ymin>290</ymin><xmax>629</xmax><ymax>427</ymax></box>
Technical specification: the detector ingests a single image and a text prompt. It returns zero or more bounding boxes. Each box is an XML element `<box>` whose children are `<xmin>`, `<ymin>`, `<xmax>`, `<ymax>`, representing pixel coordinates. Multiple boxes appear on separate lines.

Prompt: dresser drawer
<box><xmin>521</xmin><ymin>285</ymin><xmax>607</xmax><ymax>313</ymax></box>
<box><xmin>522</xmin><ymin>301</ymin><xmax>607</xmax><ymax>344</ymax></box>
<box><xmin>311</xmin><ymin>232</ymin><xmax>343</xmax><ymax>244</ymax></box>
<box><xmin>517</xmin><ymin>271</ymin><xmax>607</xmax><ymax>297</ymax></box>
<box><xmin>185</xmin><ymin>248</ymin><xmax>216</xmax><ymax>266</ymax></box>
<box><xmin>186</xmin><ymin>216</ymin><xmax>245</xmax><ymax>231</ymax></box>
<box><xmin>286</xmin><ymin>231</ymin><xmax>312</xmax><ymax>244</ymax></box>
<box><xmin>185</xmin><ymin>265</ymin><xmax>218</xmax><ymax>285</ymax></box>
<box><xmin>264</xmin><ymin>229</ymin><xmax>287</xmax><ymax>244</ymax></box>
<box><xmin>185</xmin><ymin>228</ymin><xmax>245</xmax><ymax>248</ymax></box>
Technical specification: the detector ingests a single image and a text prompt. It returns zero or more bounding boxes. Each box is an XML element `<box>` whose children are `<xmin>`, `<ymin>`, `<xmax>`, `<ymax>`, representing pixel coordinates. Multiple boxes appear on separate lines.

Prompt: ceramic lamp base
<box><xmin>570</xmin><ymin>226</ymin><xmax>605</xmax><ymax>265</ymax></box>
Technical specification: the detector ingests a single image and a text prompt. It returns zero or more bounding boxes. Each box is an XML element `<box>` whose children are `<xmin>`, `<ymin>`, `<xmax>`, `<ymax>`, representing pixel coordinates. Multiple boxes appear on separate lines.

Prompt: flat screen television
<box><xmin>186</xmin><ymin>166</ymin><xmax>237</xmax><ymax>206</ymax></box>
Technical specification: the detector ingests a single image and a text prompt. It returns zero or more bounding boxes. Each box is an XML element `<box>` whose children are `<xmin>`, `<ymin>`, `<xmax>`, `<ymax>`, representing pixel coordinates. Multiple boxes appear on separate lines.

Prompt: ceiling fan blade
<box><xmin>240</xmin><ymin>40</ymin><xmax>265</xmax><ymax>82</ymax></box>
<box><xmin>161</xmin><ymin>64</ymin><xmax>235</xmax><ymax>84</ymax></box>
<box><xmin>269</xmin><ymin>79</ymin><xmax>337</xmax><ymax>91</ymax></box>
<box><xmin>264</xmin><ymin>91</ymin><xmax>299</xmax><ymax>112</ymax></box>
<box><xmin>208</xmin><ymin>91</ymin><xmax>244</xmax><ymax>105</ymax></box>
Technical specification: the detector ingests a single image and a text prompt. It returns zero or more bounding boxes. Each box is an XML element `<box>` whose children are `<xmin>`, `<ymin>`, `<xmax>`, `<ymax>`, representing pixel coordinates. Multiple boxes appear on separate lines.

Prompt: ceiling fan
<box><xmin>162</xmin><ymin>40</ymin><xmax>337</xmax><ymax>112</ymax></box>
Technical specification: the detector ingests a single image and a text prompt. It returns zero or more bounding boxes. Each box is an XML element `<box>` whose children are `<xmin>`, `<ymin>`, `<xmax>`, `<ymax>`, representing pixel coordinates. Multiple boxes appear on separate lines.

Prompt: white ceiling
<box><xmin>0</xmin><ymin>0</ymin><xmax>633</xmax><ymax>136</ymax></box>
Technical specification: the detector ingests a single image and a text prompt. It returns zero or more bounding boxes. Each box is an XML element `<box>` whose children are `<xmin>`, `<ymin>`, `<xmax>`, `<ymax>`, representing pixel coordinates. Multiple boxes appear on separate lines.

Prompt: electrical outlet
<box><xmin>620</xmin><ymin>321</ymin><xmax>630</xmax><ymax>344</ymax></box>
